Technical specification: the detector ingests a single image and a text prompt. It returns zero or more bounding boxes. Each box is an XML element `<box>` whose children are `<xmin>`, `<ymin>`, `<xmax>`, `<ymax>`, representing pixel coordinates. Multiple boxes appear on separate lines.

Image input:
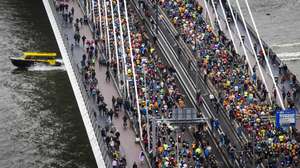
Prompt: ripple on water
<box><xmin>0</xmin><ymin>0</ymin><xmax>96</xmax><ymax>167</ymax></box>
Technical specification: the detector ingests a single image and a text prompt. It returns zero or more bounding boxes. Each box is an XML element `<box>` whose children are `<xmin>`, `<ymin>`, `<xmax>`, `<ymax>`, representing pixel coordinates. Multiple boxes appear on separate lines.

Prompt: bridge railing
<box><xmin>48</xmin><ymin>0</ymin><xmax>113</xmax><ymax>167</ymax></box>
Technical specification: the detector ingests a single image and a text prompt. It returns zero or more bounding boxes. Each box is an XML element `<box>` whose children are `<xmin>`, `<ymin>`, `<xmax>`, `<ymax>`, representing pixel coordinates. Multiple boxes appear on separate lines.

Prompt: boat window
<box><xmin>28</xmin><ymin>56</ymin><xmax>55</xmax><ymax>60</ymax></box>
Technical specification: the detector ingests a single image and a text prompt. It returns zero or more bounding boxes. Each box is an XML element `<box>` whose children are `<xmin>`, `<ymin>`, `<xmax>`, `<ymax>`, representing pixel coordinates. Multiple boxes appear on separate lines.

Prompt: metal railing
<box><xmin>48</xmin><ymin>0</ymin><xmax>112</xmax><ymax>167</ymax></box>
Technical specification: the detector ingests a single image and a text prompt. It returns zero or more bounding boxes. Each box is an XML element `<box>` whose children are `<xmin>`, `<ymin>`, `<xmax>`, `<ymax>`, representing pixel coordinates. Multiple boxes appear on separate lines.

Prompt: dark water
<box><xmin>0</xmin><ymin>0</ymin><xmax>96</xmax><ymax>167</ymax></box>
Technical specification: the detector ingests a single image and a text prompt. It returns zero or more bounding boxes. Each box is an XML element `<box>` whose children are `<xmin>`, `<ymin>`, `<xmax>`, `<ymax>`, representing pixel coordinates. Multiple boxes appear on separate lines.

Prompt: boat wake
<box><xmin>28</xmin><ymin>64</ymin><xmax>66</xmax><ymax>71</ymax></box>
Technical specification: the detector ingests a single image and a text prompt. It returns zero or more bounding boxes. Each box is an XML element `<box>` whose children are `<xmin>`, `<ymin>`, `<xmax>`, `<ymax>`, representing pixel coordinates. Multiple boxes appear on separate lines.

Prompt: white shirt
<box><xmin>112</xmin><ymin>160</ymin><xmax>117</xmax><ymax>166</ymax></box>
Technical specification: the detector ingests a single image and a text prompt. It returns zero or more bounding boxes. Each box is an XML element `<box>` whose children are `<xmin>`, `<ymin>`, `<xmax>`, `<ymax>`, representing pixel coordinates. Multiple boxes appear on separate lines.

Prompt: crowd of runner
<box><xmin>158</xmin><ymin>0</ymin><xmax>299</xmax><ymax>166</ymax></box>
<box><xmin>54</xmin><ymin>0</ymin><xmax>299</xmax><ymax>167</ymax></box>
<box><xmin>104</xmin><ymin>0</ymin><xmax>221</xmax><ymax>167</ymax></box>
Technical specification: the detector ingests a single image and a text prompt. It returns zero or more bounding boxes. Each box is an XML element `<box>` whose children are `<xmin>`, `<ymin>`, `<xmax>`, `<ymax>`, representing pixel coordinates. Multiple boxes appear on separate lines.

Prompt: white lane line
<box><xmin>277</xmin><ymin>52</ymin><xmax>300</xmax><ymax>58</ymax></box>
<box><xmin>272</xmin><ymin>42</ymin><xmax>300</xmax><ymax>48</ymax></box>
<box><xmin>43</xmin><ymin>0</ymin><xmax>106</xmax><ymax>167</ymax></box>
<box><xmin>281</xmin><ymin>58</ymin><xmax>300</xmax><ymax>61</ymax></box>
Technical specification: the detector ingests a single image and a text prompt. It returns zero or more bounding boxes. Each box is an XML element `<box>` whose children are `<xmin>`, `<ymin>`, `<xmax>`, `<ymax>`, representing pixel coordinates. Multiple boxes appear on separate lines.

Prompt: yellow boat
<box><xmin>10</xmin><ymin>52</ymin><xmax>62</xmax><ymax>68</ymax></box>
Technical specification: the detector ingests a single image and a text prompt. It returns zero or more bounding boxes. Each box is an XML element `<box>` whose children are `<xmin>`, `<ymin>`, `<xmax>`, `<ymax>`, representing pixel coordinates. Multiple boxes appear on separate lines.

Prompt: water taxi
<box><xmin>10</xmin><ymin>52</ymin><xmax>62</xmax><ymax>68</ymax></box>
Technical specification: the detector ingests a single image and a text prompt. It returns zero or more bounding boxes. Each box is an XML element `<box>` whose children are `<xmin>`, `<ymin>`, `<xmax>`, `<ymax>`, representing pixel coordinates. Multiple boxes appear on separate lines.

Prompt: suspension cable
<box><xmin>211</xmin><ymin>0</ymin><xmax>223</xmax><ymax>30</ymax></box>
<box><xmin>218</xmin><ymin>0</ymin><xmax>238</xmax><ymax>53</ymax></box>
<box><xmin>109</xmin><ymin>0</ymin><xmax>121</xmax><ymax>88</ymax></box>
<box><xmin>123</xmin><ymin>0</ymin><xmax>143</xmax><ymax>140</ymax></box>
<box><xmin>203</xmin><ymin>0</ymin><xmax>214</xmax><ymax>27</ymax></box>
<box><xmin>244</xmin><ymin>0</ymin><xmax>285</xmax><ymax>109</ymax></box>
<box><xmin>97</xmin><ymin>0</ymin><xmax>103</xmax><ymax>39</ymax></box>
<box><xmin>234</xmin><ymin>0</ymin><xmax>272</xmax><ymax>102</ymax></box>
<box><xmin>103</xmin><ymin>0</ymin><xmax>111</xmax><ymax>62</ymax></box>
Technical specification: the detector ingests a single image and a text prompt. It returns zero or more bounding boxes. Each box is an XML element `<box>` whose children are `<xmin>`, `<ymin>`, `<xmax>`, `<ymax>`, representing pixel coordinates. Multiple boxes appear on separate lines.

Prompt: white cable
<box><xmin>123</xmin><ymin>0</ymin><xmax>143</xmax><ymax>140</ymax></box>
<box><xmin>234</xmin><ymin>0</ymin><xmax>272</xmax><ymax>102</ymax></box>
<box><xmin>244</xmin><ymin>0</ymin><xmax>285</xmax><ymax>109</ymax></box>
<box><xmin>116</xmin><ymin>0</ymin><xmax>130</xmax><ymax>98</ymax></box>
<box><xmin>90</xmin><ymin>0</ymin><xmax>93</xmax><ymax>19</ymax></box>
<box><xmin>218</xmin><ymin>0</ymin><xmax>238</xmax><ymax>53</ymax></box>
<box><xmin>86</xmin><ymin>0</ymin><xmax>89</xmax><ymax>16</ymax></box>
<box><xmin>92</xmin><ymin>0</ymin><xmax>96</xmax><ymax>25</ymax></box>
<box><xmin>109</xmin><ymin>0</ymin><xmax>121</xmax><ymax>88</ymax></box>
<box><xmin>103</xmin><ymin>0</ymin><xmax>111</xmax><ymax>62</ymax></box>
<box><xmin>211</xmin><ymin>0</ymin><xmax>223</xmax><ymax>31</ymax></box>
<box><xmin>115</xmin><ymin>0</ymin><xmax>127</xmax><ymax>98</ymax></box>
<box><xmin>203</xmin><ymin>0</ymin><xmax>214</xmax><ymax>27</ymax></box>
<box><xmin>222</xmin><ymin>0</ymin><xmax>252</xmax><ymax>74</ymax></box>
<box><xmin>97</xmin><ymin>0</ymin><xmax>103</xmax><ymax>39</ymax></box>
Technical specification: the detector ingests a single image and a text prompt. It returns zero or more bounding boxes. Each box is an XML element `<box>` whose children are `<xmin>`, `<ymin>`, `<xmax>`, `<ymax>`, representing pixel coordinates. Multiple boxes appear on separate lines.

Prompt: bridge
<box><xmin>42</xmin><ymin>0</ymin><xmax>300</xmax><ymax>167</ymax></box>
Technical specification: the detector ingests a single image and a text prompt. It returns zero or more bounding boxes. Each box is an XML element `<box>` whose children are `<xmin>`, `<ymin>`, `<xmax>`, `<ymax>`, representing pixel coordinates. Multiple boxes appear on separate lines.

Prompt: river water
<box><xmin>0</xmin><ymin>0</ymin><xmax>96</xmax><ymax>167</ymax></box>
<box><xmin>230</xmin><ymin>0</ymin><xmax>300</xmax><ymax>78</ymax></box>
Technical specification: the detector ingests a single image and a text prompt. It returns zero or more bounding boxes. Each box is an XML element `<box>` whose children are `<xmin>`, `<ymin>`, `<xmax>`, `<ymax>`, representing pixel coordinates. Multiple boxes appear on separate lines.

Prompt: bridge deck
<box><xmin>46</xmin><ymin>0</ymin><xmax>144</xmax><ymax>167</ymax></box>
<box><xmin>71</xmin><ymin>1</ymin><xmax>144</xmax><ymax>167</ymax></box>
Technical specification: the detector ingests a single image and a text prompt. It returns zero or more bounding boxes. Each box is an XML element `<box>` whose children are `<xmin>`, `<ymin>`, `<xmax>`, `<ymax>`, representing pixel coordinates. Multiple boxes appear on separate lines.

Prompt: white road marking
<box><xmin>272</xmin><ymin>42</ymin><xmax>300</xmax><ymax>48</ymax></box>
<box><xmin>281</xmin><ymin>58</ymin><xmax>300</xmax><ymax>61</ymax></box>
<box><xmin>277</xmin><ymin>52</ymin><xmax>300</xmax><ymax>58</ymax></box>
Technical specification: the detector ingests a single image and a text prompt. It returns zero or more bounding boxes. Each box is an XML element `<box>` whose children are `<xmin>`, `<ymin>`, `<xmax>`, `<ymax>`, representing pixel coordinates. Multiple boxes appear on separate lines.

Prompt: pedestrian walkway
<box><xmin>50</xmin><ymin>0</ymin><xmax>145</xmax><ymax>167</ymax></box>
<box><xmin>72</xmin><ymin>1</ymin><xmax>144</xmax><ymax>167</ymax></box>
<box><xmin>95</xmin><ymin>63</ymin><xmax>143</xmax><ymax>168</ymax></box>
